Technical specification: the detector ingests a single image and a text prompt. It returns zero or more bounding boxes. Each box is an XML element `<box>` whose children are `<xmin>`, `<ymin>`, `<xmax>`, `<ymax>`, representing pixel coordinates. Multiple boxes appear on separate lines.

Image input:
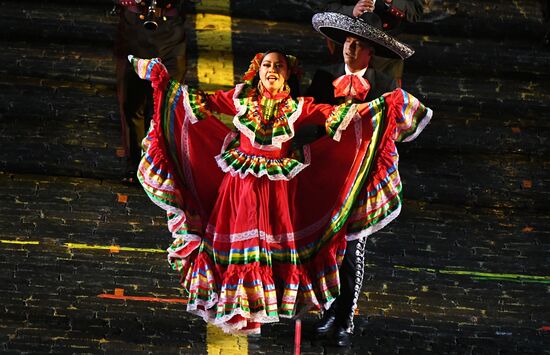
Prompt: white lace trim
<box><xmin>345</xmin><ymin>203</ymin><xmax>402</xmax><ymax>241</ymax></box>
<box><xmin>232</xmin><ymin>85</ymin><xmax>304</xmax><ymax>151</ymax></box>
<box><xmin>186</xmin><ymin>294</ymin><xmax>219</xmax><ymax>317</ymax></box>
<box><xmin>332</xmin><ymin>104</ymin><xmax>359</xmax><ymax>142</ymax></box>
<box><xmin>402</xmin><ymin>107</ymin><xmax>433</xmax><ymax>143</ymax></box>
<box><xmin>181</xmin><ymin>85</ymin><xmax>199</xmax><ymax>124</ymax></box>
<box><xmin>187</xmin><ymin>300</ymin><xmax>279</xmax><ymax>335</ymax></box>
<box><xmin>215</xmin><ymin>134</ymin><xmax>311</xmax><ymax>181</ymax></box>
<box><xmin>204</xmin><ymin>211</ymin><xmax>331</xmax><ymax>244</ymax></box>
<box><xmin>167</xmin><ymin>235</ymin><xmax>202</xmax><ymax>255</ymax></box>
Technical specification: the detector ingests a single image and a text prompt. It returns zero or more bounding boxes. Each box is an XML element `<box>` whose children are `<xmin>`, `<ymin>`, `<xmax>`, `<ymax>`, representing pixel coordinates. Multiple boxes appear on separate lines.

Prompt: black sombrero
<box><xmin>312</xmin><ymin>12</ymin><xmax>414</xmax><ymax>59</ymax></box>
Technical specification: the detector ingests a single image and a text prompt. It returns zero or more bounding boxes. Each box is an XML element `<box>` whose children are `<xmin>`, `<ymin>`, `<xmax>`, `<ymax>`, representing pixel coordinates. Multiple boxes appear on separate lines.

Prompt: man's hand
<box><xmin>352</xmin><ymin>0</ymin><xmax>375</xmax><ymax>17</ymax></box>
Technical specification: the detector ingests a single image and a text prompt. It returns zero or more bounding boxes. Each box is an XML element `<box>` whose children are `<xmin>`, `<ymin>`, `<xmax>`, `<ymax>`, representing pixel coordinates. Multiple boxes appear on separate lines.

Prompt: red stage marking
<box><xmin>294</xmin><ymin>319</ymin><xmax>301</xmax><ymax>355</ymax></box>
<box><xmin>540</xmin><ymin>326</ymin><xmax>550</xmax><ymax>331</ymax></box>
<box><xmin>98</xmin><ymin>290</ymin><xmax>188</xmax><ymax>304</ymax></box>
<box><xmin>116</xmin><ymin>148</ymin><xmax>126</xmax><ymax>158</ymax></box>
<box><xmin>117</xmin><ymin>193</ymin><xmax>128</xmax><ymax>203</ymax></box>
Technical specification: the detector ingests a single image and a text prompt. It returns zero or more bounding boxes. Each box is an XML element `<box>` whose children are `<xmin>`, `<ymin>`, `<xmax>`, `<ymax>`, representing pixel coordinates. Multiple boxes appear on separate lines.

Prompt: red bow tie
<box><xmin>333</xmin><ymin>74</ymin><xmax>371</xmax><ymax>101</ymax></box>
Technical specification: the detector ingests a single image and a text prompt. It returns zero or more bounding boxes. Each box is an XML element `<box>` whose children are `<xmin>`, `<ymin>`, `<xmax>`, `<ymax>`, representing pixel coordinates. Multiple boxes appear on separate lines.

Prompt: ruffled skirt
<box><xmin>139</xmin><ymin>113</ymin><xmax>382</xmax><ymax>334</ymax></box>
<box><xmin>136</xmin><ymin>76</ymin><xmax>430</xmax><ymax>335</ymax></box>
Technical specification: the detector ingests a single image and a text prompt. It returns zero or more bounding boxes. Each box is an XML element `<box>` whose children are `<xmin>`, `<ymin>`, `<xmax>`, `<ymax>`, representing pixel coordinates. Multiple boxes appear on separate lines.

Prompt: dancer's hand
<box><xmin>352</xmin><ymin>0</ymin><xmax>375</xmax><ymax>17</ymax></box>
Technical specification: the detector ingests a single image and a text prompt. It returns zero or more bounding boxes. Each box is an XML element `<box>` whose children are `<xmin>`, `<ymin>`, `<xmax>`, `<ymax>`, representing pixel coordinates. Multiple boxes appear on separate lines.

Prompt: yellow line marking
<box><xmin>207</xmin><ymin>324</ymin><xmax>248</xmax><ymax>355</ymax></box>
<box><xmin>194</xmin><ymin>2</ymin><xmax>244</xmax><ymax>353</ymax></box>
<box><xmin>195</xmin><ymin>13</ymin><xmax>232</xmax><ymax>51</ymax></box>
<box><xmin>1</xmin><ymin>240</ymin><xmax>40</xmax><ymax>245</ymax></box>
<box><xmin>64</xmin><ymin>243</ymin><xmax>164</xmax><ymax>253</ymax></box>
<box><xmin>195</xmin><ymin>11</ymin><xmax>234</xmax><ymax>88</ymax></box>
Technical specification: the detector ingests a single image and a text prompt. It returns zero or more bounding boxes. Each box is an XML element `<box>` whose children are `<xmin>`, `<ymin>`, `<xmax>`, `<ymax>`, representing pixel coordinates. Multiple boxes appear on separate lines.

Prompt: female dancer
<box><xmin>130</xmin><ymin>50</ymin><xmax>431</xmax><ymax>334</ymax></box>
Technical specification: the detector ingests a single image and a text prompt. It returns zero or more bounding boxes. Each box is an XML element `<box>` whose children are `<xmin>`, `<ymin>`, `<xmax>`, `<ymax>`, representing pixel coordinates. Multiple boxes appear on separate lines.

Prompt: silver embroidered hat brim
<box><xmin>312</xmin><ymin>12</ymin><xmax>414</xmax><ymax>59</ymax></box>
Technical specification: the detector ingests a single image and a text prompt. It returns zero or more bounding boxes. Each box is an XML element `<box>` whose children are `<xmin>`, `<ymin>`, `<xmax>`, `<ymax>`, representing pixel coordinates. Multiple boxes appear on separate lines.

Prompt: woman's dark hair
<box><xmin>252</xmin><ymin>49</ymin><xmax>301</xmax><ymax>97</ymax></box>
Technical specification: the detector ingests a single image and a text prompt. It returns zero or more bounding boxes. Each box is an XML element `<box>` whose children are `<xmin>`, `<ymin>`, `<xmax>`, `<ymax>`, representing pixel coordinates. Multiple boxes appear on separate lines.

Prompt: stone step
<box><xmin>0</xmin><ymin>41</ymin><xmax>116</xmax><ymax>88</ymax></box>
<box><xmin>400</xmin><ymin>149</ymin><xmax>549</xmax><ymax>211</ymax></box>
<box><xmin>416</xmin><ymin>104</ymin><xmax>550</xmax><ymax>151</ymax></box>
<box><xmin>408</xmin><ymin>73</ymin><xmax>550</xmax><ymax>114</ymax></box>
<box><xmin>0</xmin><ymin>2</ymin><xmax>116</xmax><ymax>45</ymax></box>
<box><xmin>2</xmin><ymin>2</ymin><xmax>548</xmax><ymax>85</ymax></box>
<box><xmin>402</xmin><ymin>34</ymin><xmax>550</xmax><ymax>81</ymax></box>
<box><xmin>0</xmin><ymin>80</ymin><xmax>124</xmax><ymax>179</ymax></box>
<box><xmin>405</xmin><ymin>1</ymin><xmax>546</xmax><ymax>42</ymax></box>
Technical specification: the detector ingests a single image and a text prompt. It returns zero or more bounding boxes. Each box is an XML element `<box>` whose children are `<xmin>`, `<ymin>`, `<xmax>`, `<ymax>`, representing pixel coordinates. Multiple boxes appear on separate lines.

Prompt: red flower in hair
<box><xmin>242</xmin><ymin>53</ymin><xmax>265</xmax><ymax>85</ymax></box>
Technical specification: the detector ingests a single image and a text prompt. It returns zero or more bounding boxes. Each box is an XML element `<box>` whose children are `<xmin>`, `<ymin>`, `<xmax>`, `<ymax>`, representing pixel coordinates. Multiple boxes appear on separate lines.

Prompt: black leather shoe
<box><xmin>334</xmin><ymin>327</ymin><xmax>352</xmax><ymax>347</ymax></box>
<box><xmin>314</xmin><ymin>308</ymin><xmax>337</xmax><ymax>335</ymax></box>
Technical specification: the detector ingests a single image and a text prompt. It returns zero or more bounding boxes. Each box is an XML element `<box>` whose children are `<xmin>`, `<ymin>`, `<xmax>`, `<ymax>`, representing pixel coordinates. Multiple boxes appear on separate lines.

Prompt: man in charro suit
<box><xmin>322</xmin><ymin>0</ymin><xmax>424</xmax><ymax>86</ymax></box>
<box><xmin>114</xmin><ymin>0</ymin><xmax>188</xmax><ymax>181</ymax></box>
<box><xmin>304</xmin><ymin>11</ymin><xmax>415</xmax><ymax>347</ymax></box>
<box><xmin>298</xmin><ymin>12</ymin><xmax>412</xmax><ymax>146</ymax></box>
<box><xmin>306</xmin><ymin>26</ymin><xmax>398</xmax><ymax>105</ymax></box>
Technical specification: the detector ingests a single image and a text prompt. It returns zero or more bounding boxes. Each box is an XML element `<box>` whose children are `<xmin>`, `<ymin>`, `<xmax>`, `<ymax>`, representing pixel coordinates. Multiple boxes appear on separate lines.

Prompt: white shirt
<box><xmin>344</xmin><ymin>65</ymin><xmax>368</xmax><ymax>77</ymax></box>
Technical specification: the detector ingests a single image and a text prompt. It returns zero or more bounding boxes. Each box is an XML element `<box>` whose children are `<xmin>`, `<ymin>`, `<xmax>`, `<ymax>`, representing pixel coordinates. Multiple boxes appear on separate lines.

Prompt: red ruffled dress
<box><xmin>131</xmin><ymin>56</ymin><xmax>432</xmax><ymax>334</ymax></box>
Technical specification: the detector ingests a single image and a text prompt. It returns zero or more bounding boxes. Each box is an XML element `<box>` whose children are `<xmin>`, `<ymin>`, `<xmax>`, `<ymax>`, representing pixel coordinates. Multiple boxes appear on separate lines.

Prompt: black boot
<box><xmin>333</xmin><ymin>326</ymin><xmax>352</xmax><ymax>347</ymax></box>
<box><xmin>314</xmin><ymin>307</ymin><xmax>337</xmax><ymax>335</ymax></box>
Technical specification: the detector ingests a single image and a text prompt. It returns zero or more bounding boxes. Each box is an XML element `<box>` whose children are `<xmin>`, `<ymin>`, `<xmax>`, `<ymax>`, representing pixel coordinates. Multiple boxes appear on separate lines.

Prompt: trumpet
<box><xmin>143</xmin><ymin>0</ymin><xmax>160</xmax><ymax>31</ymax></box>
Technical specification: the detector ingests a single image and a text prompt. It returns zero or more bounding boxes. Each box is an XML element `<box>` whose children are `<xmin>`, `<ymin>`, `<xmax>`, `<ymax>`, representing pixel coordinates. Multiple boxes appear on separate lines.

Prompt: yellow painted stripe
<box><xmin>194</xmin><ymin>2</ymin><xmax>245</xmax><ymax>353</ymax></box>
<box><xmin>65</xmin><ymin>243</ymin><xmax>164</xmax><ymax>253</ymax></box>
<box><xmin>207</xmin><ymin>324</ymin><xmax>248</xmax><ymax>355</ymax></box>
<box><xmin>1</xmin><ymin>239</ymin><xmax>40</xmax><ymax>245</ymax></box>
<box><xmin>194</xmin><ymin>8</ymin><xmax>233</xmax><ymax>87</ymax></box>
